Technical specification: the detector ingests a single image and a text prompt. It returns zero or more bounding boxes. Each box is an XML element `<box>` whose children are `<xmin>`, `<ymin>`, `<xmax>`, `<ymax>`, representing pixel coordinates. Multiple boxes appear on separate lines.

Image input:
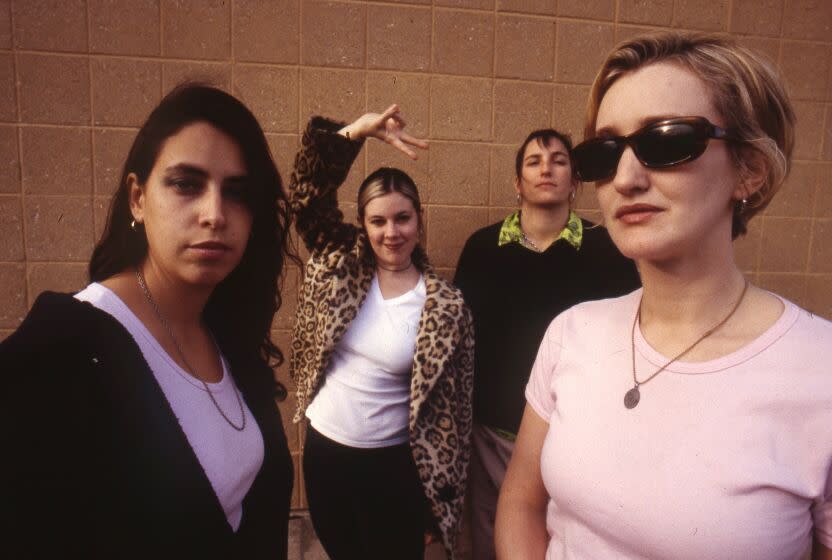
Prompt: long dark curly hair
<box><xmin>89</xmin><ymin>84</ymin><xmax>294</xmax><ymax>386</ymax></box>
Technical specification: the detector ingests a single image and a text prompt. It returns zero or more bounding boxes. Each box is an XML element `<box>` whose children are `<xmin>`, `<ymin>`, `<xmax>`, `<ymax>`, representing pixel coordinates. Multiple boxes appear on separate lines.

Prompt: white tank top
<box><xmin>306</xmin><ymin>274</ymin><xmax>426</xmax><ymax>448</ymax></box>
<box><xmin>75</xmin><ymin>283</ymin><xmax>264</xmax><ymax>531</ymax></box>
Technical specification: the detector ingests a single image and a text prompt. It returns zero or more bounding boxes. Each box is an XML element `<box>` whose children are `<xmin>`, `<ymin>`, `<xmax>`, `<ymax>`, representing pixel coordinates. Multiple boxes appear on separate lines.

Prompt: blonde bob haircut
<box><xmin>357</xmin><ymin>166</ymin><xmax>427</xmax><ymax>267</ymax></box>
<box><xmin>584</xmin><ymin>32</ymin><xmax>796</xmax><ymax>238</ymax></box>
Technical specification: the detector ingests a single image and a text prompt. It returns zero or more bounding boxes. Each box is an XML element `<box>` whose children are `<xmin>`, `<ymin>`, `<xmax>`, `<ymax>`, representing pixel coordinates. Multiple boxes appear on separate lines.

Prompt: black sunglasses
<box><xmin>573</xmin><ymin>117</ymin><xmax>735</xmax><ymax>183</ymax></box>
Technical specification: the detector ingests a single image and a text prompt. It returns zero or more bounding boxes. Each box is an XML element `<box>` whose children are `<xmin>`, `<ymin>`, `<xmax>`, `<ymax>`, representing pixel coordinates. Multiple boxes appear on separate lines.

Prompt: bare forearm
<box><xmin>494</xmin><ymin>404</ymin><xmax>551</xmax><ymax>559</ymax></box>
<box><xmin>495</xmin><ymin>496</ymin><xmax>548</xmax><ymax>559</ymax></box>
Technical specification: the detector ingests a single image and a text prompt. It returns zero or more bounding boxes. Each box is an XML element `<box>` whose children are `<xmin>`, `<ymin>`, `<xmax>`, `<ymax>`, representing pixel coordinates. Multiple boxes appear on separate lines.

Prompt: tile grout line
<box><xmin>158</xmin><ymin>0</ymin><xmax>164</xmax><ymax>66</ymax></box>
<box><xmin>420</xmin><ymin>0</ymin><xmax>435</xmax><ymax>210</ymax></box>
<box><xmin>86</xmin><ymin>0</ymin><xmax>97</xmax><ymax>249</ymax></box>
<box><xmin>13</xmin><ymin>48</ymin><xmax>832</xmax><ymax>97</ymax></box>
<box><xmin>802</xmin><ymin>125</ymin><xmax>824</xmax><ymax>280</ymax></box>
<box><xmin>297</xmin><ymin>0</ymin><xmax>303</xmax><ymax>137</ymax></box>
<box><xmin>551</xmin><ymin>12</ymin><xmax>558</xmax><ymax>134</ymax></box>
<box><xmin>363</xmin><ymin>0</ymin><xmax>368</xmax><ymax>176</ymax></box>
<box><xmin>230</xmin><ymin>0</ymin><xmax>235</xmax><ymax>93</ymax></box>
<box><xmin>10</xmin><ymin>1</ymin><xmax>30</xmax><ymax>309</ymax></box>
<box><xmin>427</xmin><ymin>0</ymin><xmax>435</xmax><ymax>147</ymax></box>
<box><xmin>725</xmin><ymin>0</ymin><xmax>732</xmax><ymax>32</ymax></box>
<box><xmin>490</xmin><ymin>1</ymin><xmax>496</xmax><ymax>149</ymax></box>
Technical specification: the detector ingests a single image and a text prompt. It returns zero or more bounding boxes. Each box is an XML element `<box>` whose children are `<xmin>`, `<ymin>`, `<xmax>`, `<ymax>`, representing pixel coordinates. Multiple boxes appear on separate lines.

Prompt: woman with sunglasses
<box><xmin>1</xmin><ymin>85</ymin><xmax>294</xmax><ymax>558</ymax></box>
<box><xmin>496</xmin><ymin>32</ymin><xmax>832</xmax><ymax>559</ymax></box>
<box><xmin>288</xmin><ymin>105</ymin><xmax>474</xmax><ymax>559</ymax></box>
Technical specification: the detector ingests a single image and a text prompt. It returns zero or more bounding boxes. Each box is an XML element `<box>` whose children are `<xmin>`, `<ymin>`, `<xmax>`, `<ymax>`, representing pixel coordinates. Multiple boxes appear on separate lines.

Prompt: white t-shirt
<box><xmin>75</xmin><ymin>283</ymin><xmax>264</xmax><ymax>531</ymax></box>
<box><xmin>525</xmin><ymin>289</ymin><xmax>832</xmax><ymax>560</ymax></box>
<box><xmin>306</xmin><ymin>274</ymin><xmax>426</xmax><ymax>448</ymax></box>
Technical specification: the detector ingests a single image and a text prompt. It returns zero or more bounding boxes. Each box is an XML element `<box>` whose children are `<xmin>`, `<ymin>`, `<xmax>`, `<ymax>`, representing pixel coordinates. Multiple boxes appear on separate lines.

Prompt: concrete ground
<box><xmin>287</xmin><ymin>513</ymin><xmax>448</xmax><ymax>560</ymax></box>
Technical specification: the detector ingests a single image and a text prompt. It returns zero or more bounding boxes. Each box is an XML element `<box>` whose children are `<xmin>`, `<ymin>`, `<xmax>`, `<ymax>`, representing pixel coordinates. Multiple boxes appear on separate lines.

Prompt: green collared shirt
<box><xmin>497</xmin><ymin>210</ymin><xmax>583</xmax><ymax>252</ymax></box>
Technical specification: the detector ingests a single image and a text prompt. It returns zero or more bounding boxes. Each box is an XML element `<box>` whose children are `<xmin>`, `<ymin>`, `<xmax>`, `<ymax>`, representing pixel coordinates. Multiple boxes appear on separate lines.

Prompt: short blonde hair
<box><xmin>584</xmin><ymin>32</ymin><xmax>795</xmax><ymax>238</ymax></box>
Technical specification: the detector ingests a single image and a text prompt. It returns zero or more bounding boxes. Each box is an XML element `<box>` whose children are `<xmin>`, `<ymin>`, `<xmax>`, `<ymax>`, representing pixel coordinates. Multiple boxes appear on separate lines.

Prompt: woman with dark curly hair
<box><xmin>1</xmin><ymin>84</ymin><xmax>295</xmax><ymax>559</ymax></box>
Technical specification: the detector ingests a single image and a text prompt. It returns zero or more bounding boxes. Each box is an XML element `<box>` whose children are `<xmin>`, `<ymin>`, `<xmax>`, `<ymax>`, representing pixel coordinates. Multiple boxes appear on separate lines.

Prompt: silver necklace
<box><xmin>518</xmin><ymin>213</ymin><xmax>542</xmax><ymax>252</ymax></box>
<box><xmin>135</xmin><ymin>268</ymin><xmax>246</xmax><ymax>431</ymax></box>
<box><xmin>624</xmin><ymin>280</ymin><xmax>749</xmax><ymax>410</ymax></box>
<box><xmin>520</xmin><ymin>231</ymin><xmax>542</xmax><ymax>252</ymax></box>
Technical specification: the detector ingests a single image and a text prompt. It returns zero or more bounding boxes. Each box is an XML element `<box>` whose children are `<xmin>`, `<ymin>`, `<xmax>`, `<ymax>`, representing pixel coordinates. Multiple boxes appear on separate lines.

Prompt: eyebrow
<box><xmin>165</xmin><ymin>163</ymin><xmax>207</xmax><ymax>177</ymax></box>
<box><xmin>367</xmin><ymin>210</ymin><xmax>412</xmax><ymax>219</ymax></box>
<box><xmin>524</xmin><ymin>150</ymin><xmax>569</xmax><ymax>161</ymax></box>
<box><xmin>164</xmin><ymin>163</ymin><xmax>249</xmax><ymax>184</ymax></box>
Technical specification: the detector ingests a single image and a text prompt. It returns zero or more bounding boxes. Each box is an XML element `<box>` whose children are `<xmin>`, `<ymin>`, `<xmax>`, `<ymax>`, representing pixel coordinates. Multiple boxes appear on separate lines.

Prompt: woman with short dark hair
<box><xmin>454</xmin><ymin>127</ymin><xmax>639</xmax><ymax>559</ymax></box>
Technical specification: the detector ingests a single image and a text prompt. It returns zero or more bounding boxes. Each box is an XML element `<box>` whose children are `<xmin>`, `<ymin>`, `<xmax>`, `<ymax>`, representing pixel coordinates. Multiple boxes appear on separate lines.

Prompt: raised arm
<box><xmin>495</xmin><ymin>404</ymin><xmax>550</xmax><ymax>559</ymax></box>
<box><xmin>288</xmin><ymin>105</ymin><xmax>427</xmax><ymax>254</ymax></box>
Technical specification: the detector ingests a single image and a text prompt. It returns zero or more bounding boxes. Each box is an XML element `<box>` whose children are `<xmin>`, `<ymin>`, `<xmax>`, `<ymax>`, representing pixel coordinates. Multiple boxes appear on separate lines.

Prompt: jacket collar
<box><xmin>498</xmin><ymin>209</ymin><xmax>583</xmax><ymax>250</ymax></box>
<box><xmin>327</xmin><ymin>236</ymin><xmax>463</xmax><ymax>418</ymax></box>
<box><xmin>409</xmin><ymin>264</ymin><xmax>463</xmax><ymax>418</ymax></box>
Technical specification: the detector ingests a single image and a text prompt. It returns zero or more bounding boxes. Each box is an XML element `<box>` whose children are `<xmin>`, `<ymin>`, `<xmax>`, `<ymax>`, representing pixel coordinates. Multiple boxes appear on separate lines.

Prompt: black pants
<box><xmin>303</xmin><ymin>425</ymin><xmax>426</xmax><ymax>560</ymax></box>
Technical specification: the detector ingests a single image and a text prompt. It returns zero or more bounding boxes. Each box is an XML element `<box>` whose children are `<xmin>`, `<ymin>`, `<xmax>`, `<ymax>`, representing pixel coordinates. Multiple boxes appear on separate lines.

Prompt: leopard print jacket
<box><xmin>288</xmin><ymin>118</ymin><xmax>474</xmax><ymax>559</ymax></box>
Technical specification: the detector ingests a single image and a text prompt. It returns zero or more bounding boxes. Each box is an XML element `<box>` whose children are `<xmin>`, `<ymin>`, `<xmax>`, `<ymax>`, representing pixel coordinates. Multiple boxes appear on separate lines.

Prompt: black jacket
<box><xmin>0</xmin><ymin>292</ymin><xmax>293</xmax><ymax>559</ymax></box>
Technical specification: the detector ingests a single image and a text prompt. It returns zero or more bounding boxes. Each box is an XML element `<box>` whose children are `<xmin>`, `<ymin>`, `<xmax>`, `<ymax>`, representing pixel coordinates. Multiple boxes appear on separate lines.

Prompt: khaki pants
<box><xmin>469</xmin><ymin>424</ymin><xmax>516</xmax><ymax>560</ymax></box>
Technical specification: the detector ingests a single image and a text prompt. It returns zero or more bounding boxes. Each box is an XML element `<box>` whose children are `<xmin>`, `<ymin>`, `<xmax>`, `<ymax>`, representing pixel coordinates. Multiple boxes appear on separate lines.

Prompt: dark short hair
<box><xmin>89</xmin><ymin>84</ymin><xmax>294</xmax><ymax>380</ymax></box>
<box><xmin>515</xmin><ymin>129</ymin><xmax>575</xmax><ymax>179</ymax></box>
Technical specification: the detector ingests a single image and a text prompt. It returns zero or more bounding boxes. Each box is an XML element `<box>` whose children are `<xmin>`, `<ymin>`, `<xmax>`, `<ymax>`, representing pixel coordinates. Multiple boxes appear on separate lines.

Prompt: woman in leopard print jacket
<box><xmin>288</xmin><ymin>105</ymin><xmax>474</xmax><ymax>560</ymax></box>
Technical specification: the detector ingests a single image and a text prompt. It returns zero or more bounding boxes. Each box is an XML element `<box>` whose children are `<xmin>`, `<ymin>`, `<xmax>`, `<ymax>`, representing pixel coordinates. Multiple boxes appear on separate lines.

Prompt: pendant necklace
<box><xmin>135</xmin><ymin>268</ymin><xmax>246</xmax><ymax>431</ymax></box>
<box><xmin>624</xmin><ymin>280</ymin><xmax>749</xmax><ymax>410</ymax></box>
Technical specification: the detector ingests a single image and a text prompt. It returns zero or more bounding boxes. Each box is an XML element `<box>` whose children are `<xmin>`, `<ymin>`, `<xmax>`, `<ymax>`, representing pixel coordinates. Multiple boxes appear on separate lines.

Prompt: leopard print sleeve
<box><xmin>451</xmin><ymin>304</ymin><xmax>475</xmax><ymax>553</ymax></box>
<box><xmin>455</xmin><ymin>305</ymin><xmax>475</xmax><ymax>454</ymax></box>
<box><xmin>288</xmin><ymin>116</ymin><xmax>366</xmax><ymax>254</ymax></box>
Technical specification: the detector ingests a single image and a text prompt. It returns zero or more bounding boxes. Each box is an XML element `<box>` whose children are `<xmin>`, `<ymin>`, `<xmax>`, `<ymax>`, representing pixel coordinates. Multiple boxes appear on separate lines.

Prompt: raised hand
<box><xmin>338</xmin><ymin>104</ymin><xmax>428</xmax><ymax>160</ymax></box>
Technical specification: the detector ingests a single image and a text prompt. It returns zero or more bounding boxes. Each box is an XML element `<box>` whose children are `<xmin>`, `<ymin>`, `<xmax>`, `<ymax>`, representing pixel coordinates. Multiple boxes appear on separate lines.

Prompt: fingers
<box><xmin>379</xmin><ymin>104</ymin><xmax>400</xmax><ymax>123</ymax></box>
<box><xmin>390</xmin><ymin>137</ymin><xmax>419</xmax><ymax>160</ymax></box>
<box><xmin>400</xmin><ymin>131</ymin><xmax>429</xmax><ymax>150</ymax></box>
<box><xmin>367</xmin><ymin>104</ymin><xmax>428</xmax><ymax>159</ymax></box>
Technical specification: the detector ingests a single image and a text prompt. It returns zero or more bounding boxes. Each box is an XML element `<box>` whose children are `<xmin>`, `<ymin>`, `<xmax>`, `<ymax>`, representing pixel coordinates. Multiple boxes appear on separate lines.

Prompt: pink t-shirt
<box><xmin>525</xmin><ymin>289</ymin><xmax>832</xmax><ymax>560</ymax></box>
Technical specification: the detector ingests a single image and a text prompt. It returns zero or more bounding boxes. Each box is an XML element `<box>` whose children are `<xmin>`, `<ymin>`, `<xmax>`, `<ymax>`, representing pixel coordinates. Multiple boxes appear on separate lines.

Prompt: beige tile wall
<box><xmin>2</xmin><ymin>0</ymin><xmax>831</xmax><ymax>512</ymax></box>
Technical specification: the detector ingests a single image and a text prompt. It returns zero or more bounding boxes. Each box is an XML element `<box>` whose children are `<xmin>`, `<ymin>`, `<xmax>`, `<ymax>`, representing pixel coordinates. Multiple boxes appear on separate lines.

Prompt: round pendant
<box><xmin>624</xmin><ymin>386</ymin><xmax>640</xmax><ymax>409</ymax></box>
